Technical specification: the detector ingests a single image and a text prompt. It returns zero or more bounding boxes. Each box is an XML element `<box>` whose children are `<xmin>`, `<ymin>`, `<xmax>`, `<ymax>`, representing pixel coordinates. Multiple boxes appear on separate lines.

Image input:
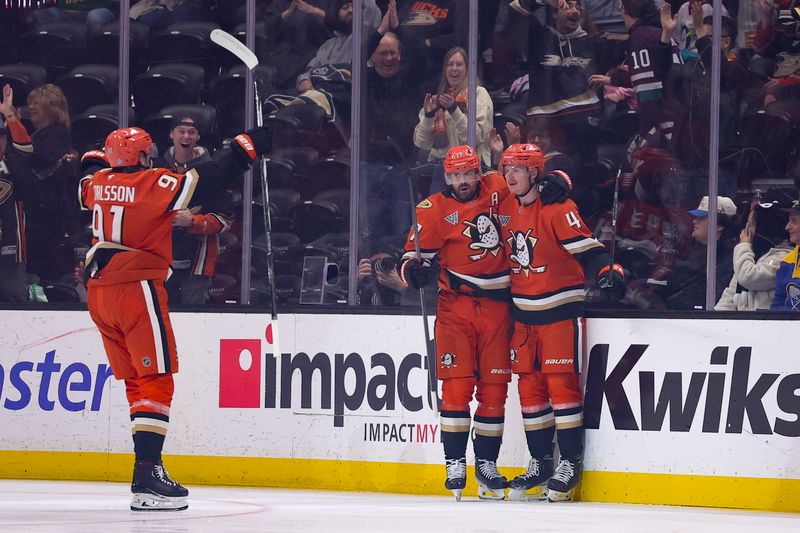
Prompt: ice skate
<box><xmin>130</xmin><ymin>461</ymin><xmax>189</xmax><ymax>511</ymax></box>
<box><xmin>547</xmin><ymin>457</ymin><xmax>581</xmax><ymax>502</ymax></box>
<box><xmin>444</xmin><ymin>457</ymin><xmax>467</xmax><ymax>501</ymax></box>
<box><xmin>474</xmin><ymin>459</ymin><xmax>508</xmax><ymax>500</ymax></box>
<box><xmin>507</xmin><ymin>455</ymin><xmax>553</xmax><ymax>501</ymax></box>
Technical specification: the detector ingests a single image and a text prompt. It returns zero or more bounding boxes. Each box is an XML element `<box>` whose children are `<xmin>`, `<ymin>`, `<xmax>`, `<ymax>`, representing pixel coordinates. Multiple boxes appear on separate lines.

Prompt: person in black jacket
<box><xmin>0</xmin><ymin>85</ymin><xmax>33</xmax><ymax>302</ymax></box>
<box><xmin>361</xmin><ymin>1</ymin><xmax>429</xmax><ymax>245</ymax></box>
<box><xmin>23</xmin><ymin>84</ymin><xmax>79</xmax><ymax>282</ymax></box>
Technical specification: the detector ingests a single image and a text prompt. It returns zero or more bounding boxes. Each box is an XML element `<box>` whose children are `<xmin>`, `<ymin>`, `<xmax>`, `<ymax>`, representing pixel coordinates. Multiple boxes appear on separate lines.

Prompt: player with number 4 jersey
<box><xmin>498</xmin><ymin>143</ymin><xmax>624</xmax><ymax>503</ymax></box>
<box><xmin>78</xmin><ymin>126</ymin><xmax>269</xmax><ymax>512</ymax></box>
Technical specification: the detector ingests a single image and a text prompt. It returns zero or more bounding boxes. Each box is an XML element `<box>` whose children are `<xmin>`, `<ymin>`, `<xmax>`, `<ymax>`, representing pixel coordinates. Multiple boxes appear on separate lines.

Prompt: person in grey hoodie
<box><xmin>296</xmin><ymin>0</ymin><xmax>380</xmax><ymax>93</ymax></box>
<box><xmin>716</xmin><ymin>200</ymin><xmax>792</xmax><ymax>311</ymax></box>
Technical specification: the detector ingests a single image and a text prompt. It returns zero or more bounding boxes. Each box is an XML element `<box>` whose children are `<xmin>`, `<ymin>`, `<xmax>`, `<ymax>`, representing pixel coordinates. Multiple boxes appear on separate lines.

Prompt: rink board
<box><xmin>0</xmin><ymin>311</ymin><xmax>798</xmax><ymax>512</ymax></box>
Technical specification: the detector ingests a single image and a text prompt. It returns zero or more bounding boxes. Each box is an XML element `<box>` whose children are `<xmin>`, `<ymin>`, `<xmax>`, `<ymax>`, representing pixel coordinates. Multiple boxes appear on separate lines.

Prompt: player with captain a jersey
<box><xmin>400</xmin><ymin>144</ymin><xmax>571</xmax><ymax>501</ymax></box>
<box><xmin>79</xmin><ymin>126</ymin><xmax>269</xmax><ymax>511</ymax></box>
<box><xmin>498</xmin><ymin>143</ymin><xmax>624</xmax><ymax>502</ymax></box>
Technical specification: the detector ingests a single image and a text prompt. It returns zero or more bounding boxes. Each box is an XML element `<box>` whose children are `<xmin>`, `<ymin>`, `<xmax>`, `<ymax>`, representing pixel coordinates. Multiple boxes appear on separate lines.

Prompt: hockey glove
<box><xmin>401</xmin><ymin>258</ymin><xmax>433</xmax><ymax>289</ymax></box>
<box><xmin>537</xmin><ymin>170</ymin><xmax>572</xmax><ymax>205</ymax></box>
<box><xmin>80</xmin><ymin>149</ymin><xmax>108</xmax><ymax>176</ymax></box>
<box><xmin>231</xmin><ymin>126</ymin><xmax>272</xmax><ymax>166</ymax></box>
<box><xmin>596</xmin><ymin>263</ymin><xmax>626</xmax><ymax>302</ymax></box>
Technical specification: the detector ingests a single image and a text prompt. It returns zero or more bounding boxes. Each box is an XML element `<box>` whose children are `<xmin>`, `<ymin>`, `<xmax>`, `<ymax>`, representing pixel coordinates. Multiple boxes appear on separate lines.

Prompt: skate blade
<box><xmin>507</xmin><ymin>485</ymin><xmax>548</xmax><ymax>502</ymax></box>
<box><xmin>546</xmin><ymin>487</ymin><xmax>574</xmax><ymax>502</ymax></box>
<box><xmin>131</xmin><ymin>492</ymin><xmax>188</xmax><ymax>511</ymax></box>
<box><xmin>477</xmin><ymin>485</ymin><xmax>506</xmax><ymax>501</ymax></box>
<box><xmin>451</xmin><ymin>489</ymin><xmax>463</xmax><ymax>502</ymax></box>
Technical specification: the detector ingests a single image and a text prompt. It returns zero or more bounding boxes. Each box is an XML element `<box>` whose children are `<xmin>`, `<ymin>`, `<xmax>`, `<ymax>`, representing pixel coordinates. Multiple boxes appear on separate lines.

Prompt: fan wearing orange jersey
<box><xmin>498</xmin><ymin>143</ymin><xmax>625</xmax><ymax>502</ymax></box>
<box><xmin>78</xmin><ymin>126</ymin><xmax>269</xmax><ymax>511</ymax></box>
<box><xmin>399</xmin><ymin>144</ymin><xmax>572</xmax><ymax>501</ymax></box>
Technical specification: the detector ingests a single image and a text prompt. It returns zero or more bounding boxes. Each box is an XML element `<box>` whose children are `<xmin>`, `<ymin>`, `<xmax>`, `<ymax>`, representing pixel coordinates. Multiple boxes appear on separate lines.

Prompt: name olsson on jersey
<box><xmin>94</xmin><ymin>185</ymin><xmax>135</xmax><ymax>203</ymax></box>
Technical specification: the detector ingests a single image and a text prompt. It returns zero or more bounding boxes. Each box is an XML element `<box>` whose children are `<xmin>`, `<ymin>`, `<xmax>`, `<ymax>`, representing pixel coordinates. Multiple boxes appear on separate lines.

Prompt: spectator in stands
<box><xmin>130</xmin><ymin>0</ymin><xmax>210</xmax><ymax>32</ymax></box>
<box><xmin>771</xmin><ymin>200</ymin><xmax>800</xmax><ymax>310</ymax></box>
<box><xmin>295</xmin><ymin>0</ymin><xmax>381</xmax><ymax>93</ymax></box>
<box><xmin>752</xmin><ymin>0</ymin><xmax>800</xmax><ymax>109</ymax></box>
<box><xmin>28</xmin><ymin>0</ymin><xmax>116</xmax><ymax>34</ymax></box>
<box><xmin>356</xmin><ymin>247</ymin><xmax>414</xmax><ymax>306</ymax></box>
<box><xmin>716</xmin><ymin>199</ymin><xmax>792</xmax><ymax>310</ymax></box>
<box><xmin>593</xmin><ymin>1</ymin><xmax>684</xmax><ymax>156</ymax></box>
<box><xmin>156</xmin><ymin>116</ymin><xmax>232</xmax><ymax>305</ymax></box>
<box><xmin>657</xmin><ymin>196</ymin><xmax>738</xmax><ymax>309</ymax></box>
<box><xmin>396</xmin><ymin>0</ymin><xmax>468</xmax><ymax>81</ymax></box>
<box><xmin>413</xmin><ymin>46</ymin><xmax>493</xmax><ymax>193</ymax></box>
<box><xmin>23</xmin><ymin>84</ymin><xmax>79</xmax><ymax>283</ymax></box>
<box><xmin>0</xmin><ymin>85</ymin><xmax>33</xmax><ymax>303</ymax></box>
<box><xmin>671</xmin><ymin>0</ymin><xmax>730</xmax><ymax>52</ymax></box>
<box><xmin>510</xmin><ymin>0</ymin><xmax>621</xmax><ymax>166</ymax></box>
<box><xmin>491</xmin><ymin>116</ymin><xmax>576</xmax><ymax>177</ymax></box>
<box><xmin>664</xmin><ymin>3</ymin><xmax>746</xmax><ymax>200</ymax></box>
<box><xmin>361</xmin><ymin>2</ymin><xmax>428</xmax><ymax>243</ymax></box>
<box><xmin>263</xmin><ymin>0</ymin><xmax>330</xmax><ymax>88</ymax></box>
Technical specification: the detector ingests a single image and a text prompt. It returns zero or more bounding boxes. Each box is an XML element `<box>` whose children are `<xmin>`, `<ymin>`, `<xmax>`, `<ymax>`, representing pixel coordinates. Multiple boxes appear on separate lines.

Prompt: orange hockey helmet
<box><xmin>499</xmin><ymin>143</ymin><xmax>545</xmax><ymax>175</ymax></box>
<box><xmin>104</xmin><ymin>127</ymin><xmax>156</xmax><ymax>168</ymax></box>
<box><xmin>443</xmin><ymin>145</ymin><xmax>480</xmax><ymax>174</ymax></box>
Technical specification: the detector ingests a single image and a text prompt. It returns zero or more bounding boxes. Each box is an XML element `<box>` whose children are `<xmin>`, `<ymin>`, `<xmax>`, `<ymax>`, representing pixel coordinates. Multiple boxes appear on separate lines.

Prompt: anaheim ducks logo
<box><xmin>0</xmin><ymin>179</ymin><xmax>13</xmax><ymax>206</ymax></box>
<box><xmin>462</xmin><ymin>209</ymin><xmax>501</xmax><ymax>261</ymax></box>
<box><xmin>507</xmin><ymin>229</ymin><xmax>546</xmax><ymax>276</ymax></box>
<box><xmin>441</xmin><ymin>352</ymin><xmax>457</xmax><ymax>368</ymax></box>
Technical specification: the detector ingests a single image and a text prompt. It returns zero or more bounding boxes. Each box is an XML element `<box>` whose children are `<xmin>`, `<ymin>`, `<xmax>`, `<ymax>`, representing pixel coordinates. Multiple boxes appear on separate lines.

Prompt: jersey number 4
<box><xmin>565</xmin><ymin>211</ymin><xmax>581</xmax><ymax>228</ymax></box>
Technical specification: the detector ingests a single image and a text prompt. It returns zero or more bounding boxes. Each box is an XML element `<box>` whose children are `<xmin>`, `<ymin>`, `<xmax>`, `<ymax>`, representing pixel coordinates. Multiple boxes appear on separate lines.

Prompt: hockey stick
<box><xmin>598</xmin><ymin>165</ymin><xmax>622</xmax><ymax>294</ymax></box>
<box><xmin>210</xmin><ymin>29</ymin><xmax>281</xmax><ymax>358</ymax></box>
<box><xmin>387</xmin><ymin>136</ymin><xmax>440</xmax><ymax>411</ymax></box>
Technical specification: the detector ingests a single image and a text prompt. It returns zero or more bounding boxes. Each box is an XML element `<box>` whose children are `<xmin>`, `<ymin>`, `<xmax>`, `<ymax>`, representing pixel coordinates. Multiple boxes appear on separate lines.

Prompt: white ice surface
<box><xmin>0</xmin><ymin>480</ymin><xmax>798</xmax><ymax>532</ymax></box>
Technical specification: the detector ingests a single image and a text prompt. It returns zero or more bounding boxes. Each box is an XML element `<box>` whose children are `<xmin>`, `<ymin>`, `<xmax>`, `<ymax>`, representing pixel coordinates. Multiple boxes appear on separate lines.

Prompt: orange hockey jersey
<box><xmin>79</xmin><ymin>167</ymin><xmax>199</xmax><ymax>285</ymax></box>
<box><xmin>403</xmin><ymin>172</ymin><xmax>510</xmax><ymax>299</ymax></box>
<box><xmin>499</xmin><ymin>195</ymin><xmax>605</xmax><ymax>325</ymax></box>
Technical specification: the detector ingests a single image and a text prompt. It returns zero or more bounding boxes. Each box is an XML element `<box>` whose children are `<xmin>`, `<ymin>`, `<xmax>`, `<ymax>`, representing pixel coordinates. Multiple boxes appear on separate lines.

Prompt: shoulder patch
<box><xmin>417</xmin><ymin>199</ymin><xmax>433</xmax><ymax>209</ymax></box>
<box><xmin>0</xmin><ymin>179</ymin><xmax>13</xmax><ymax>206</ymax></box>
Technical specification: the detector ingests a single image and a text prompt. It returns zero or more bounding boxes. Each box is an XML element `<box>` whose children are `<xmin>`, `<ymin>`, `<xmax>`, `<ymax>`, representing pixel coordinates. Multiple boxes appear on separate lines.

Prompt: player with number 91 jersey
<box><xmin>499</xmin><ymin>194</ymin><xmax>603</xmax><ymax>326</ymax></box>
<box><xmin>79</xmin><ymin>167</ymin><xmax>198</xmax><ymax>284</ymax></box>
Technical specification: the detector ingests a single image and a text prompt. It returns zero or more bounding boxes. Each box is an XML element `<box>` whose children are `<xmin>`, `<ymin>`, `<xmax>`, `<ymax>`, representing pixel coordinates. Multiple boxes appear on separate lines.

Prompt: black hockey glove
<box><xmin>596</xmin><ymin>263</ymin><xmax>626</xmax><ymax>302</ymax></box>
<box><xmin>401</xmin><ymin>258</ymin><xmax>433</xmax><ymax>289</ymax></box>
<box><xmin>80</xmin><ymin>149</ymin><xmax>108</xmax><ymax>176</ymax></box>
<box><xmin>231</xmin><ymin>126</ymin><xmax>272</xmax><ymax>166</ymax></box>
<box><xmin>537</xmin><ymin>170</ymin><xmax>572</xmax><ymax>205</ymax></box>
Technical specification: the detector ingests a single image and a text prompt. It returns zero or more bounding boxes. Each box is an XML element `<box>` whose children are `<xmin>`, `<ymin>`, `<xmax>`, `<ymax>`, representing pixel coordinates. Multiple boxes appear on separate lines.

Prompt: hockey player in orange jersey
<box><xmin>400</xmin><ymin>145</ymin><xmax>571</xmax><ymax>501</ymax></box>
<box><xmin>497</xmin><ymin>143</ymin><xmax>625</xmax><ymax>502</ymax></box>
<box><xmin>79</xmin><ymin>126</ymin><xmax>269</xmax><ymax>511</ymax></box>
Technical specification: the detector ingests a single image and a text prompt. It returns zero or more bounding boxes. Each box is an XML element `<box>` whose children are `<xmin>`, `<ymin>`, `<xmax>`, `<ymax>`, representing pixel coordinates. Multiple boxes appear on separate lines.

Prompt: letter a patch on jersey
<box><xmin>444</xmin><ymin>211</ymin><xmax>459</xmax><ymax>225</ymax></box>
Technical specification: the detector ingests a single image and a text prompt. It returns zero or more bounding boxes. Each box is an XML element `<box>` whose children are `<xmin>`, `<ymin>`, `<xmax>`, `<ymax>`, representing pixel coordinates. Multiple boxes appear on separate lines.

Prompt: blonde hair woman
<box><xmin>24</xmin><ymin>83</ymin><xmax>78</xmax><ymax>282</ymax></box>
<box><xmin>413</xmin><ymin>47</ymin><xmax>493</xmax><ymax>193</ymax></box>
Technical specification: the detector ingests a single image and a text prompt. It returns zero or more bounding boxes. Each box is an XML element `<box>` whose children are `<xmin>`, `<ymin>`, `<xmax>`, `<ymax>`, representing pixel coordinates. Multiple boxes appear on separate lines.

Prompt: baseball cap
<box><xmin>780</xmin><ymin>199</ymin><xmax>800</xmax><ymax>215</ymax></box>
<box><xmin>688</xmin><ymin>196</ymin><xmax>737</xmax><ymax>217</ymax></box>
<box><xmin>169</xmin><ymin>114</ymin><xmax>200</xmax><ymax>131</ymax></box>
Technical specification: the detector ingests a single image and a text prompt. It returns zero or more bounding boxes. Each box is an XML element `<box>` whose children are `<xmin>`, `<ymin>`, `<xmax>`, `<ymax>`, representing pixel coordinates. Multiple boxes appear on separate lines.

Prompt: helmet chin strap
<box><xmin>514</xmin><ymin>168</ymin><xmax>537</xmax><ymax>200</ymax></box>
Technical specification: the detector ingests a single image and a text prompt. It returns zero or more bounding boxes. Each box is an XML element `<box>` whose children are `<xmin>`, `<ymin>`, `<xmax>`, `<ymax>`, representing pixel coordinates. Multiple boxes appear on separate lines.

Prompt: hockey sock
<box><xmin>440</xmin><ymin>410</ymin><xmax>471</xmax><ymax>460</ymax></box>
<box><xmin>522</xmin><ymin>407</ymin><xmax>556</xmax><ymax>458</ymax></box>
<box><xmin>554</xmin><ymin>404</ymin><xmax>584</xmax><ymax>459</ymax></box>
<box><xmin>472</xmin><ymin>413</ymin><xmax>504</xmax><ymax>461</ymax></box>
<box><xmin>133</xmin><ymin>431</ymin><xmax>166</xmax><ymax>463</ymax></box>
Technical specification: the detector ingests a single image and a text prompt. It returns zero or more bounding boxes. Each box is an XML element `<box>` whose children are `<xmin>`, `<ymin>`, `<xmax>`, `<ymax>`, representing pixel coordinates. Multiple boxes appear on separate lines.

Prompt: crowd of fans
<box><xmin>1</xmin><ymin>0</ymin><xmax>800</xmax><ymax>311</ymax></box>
